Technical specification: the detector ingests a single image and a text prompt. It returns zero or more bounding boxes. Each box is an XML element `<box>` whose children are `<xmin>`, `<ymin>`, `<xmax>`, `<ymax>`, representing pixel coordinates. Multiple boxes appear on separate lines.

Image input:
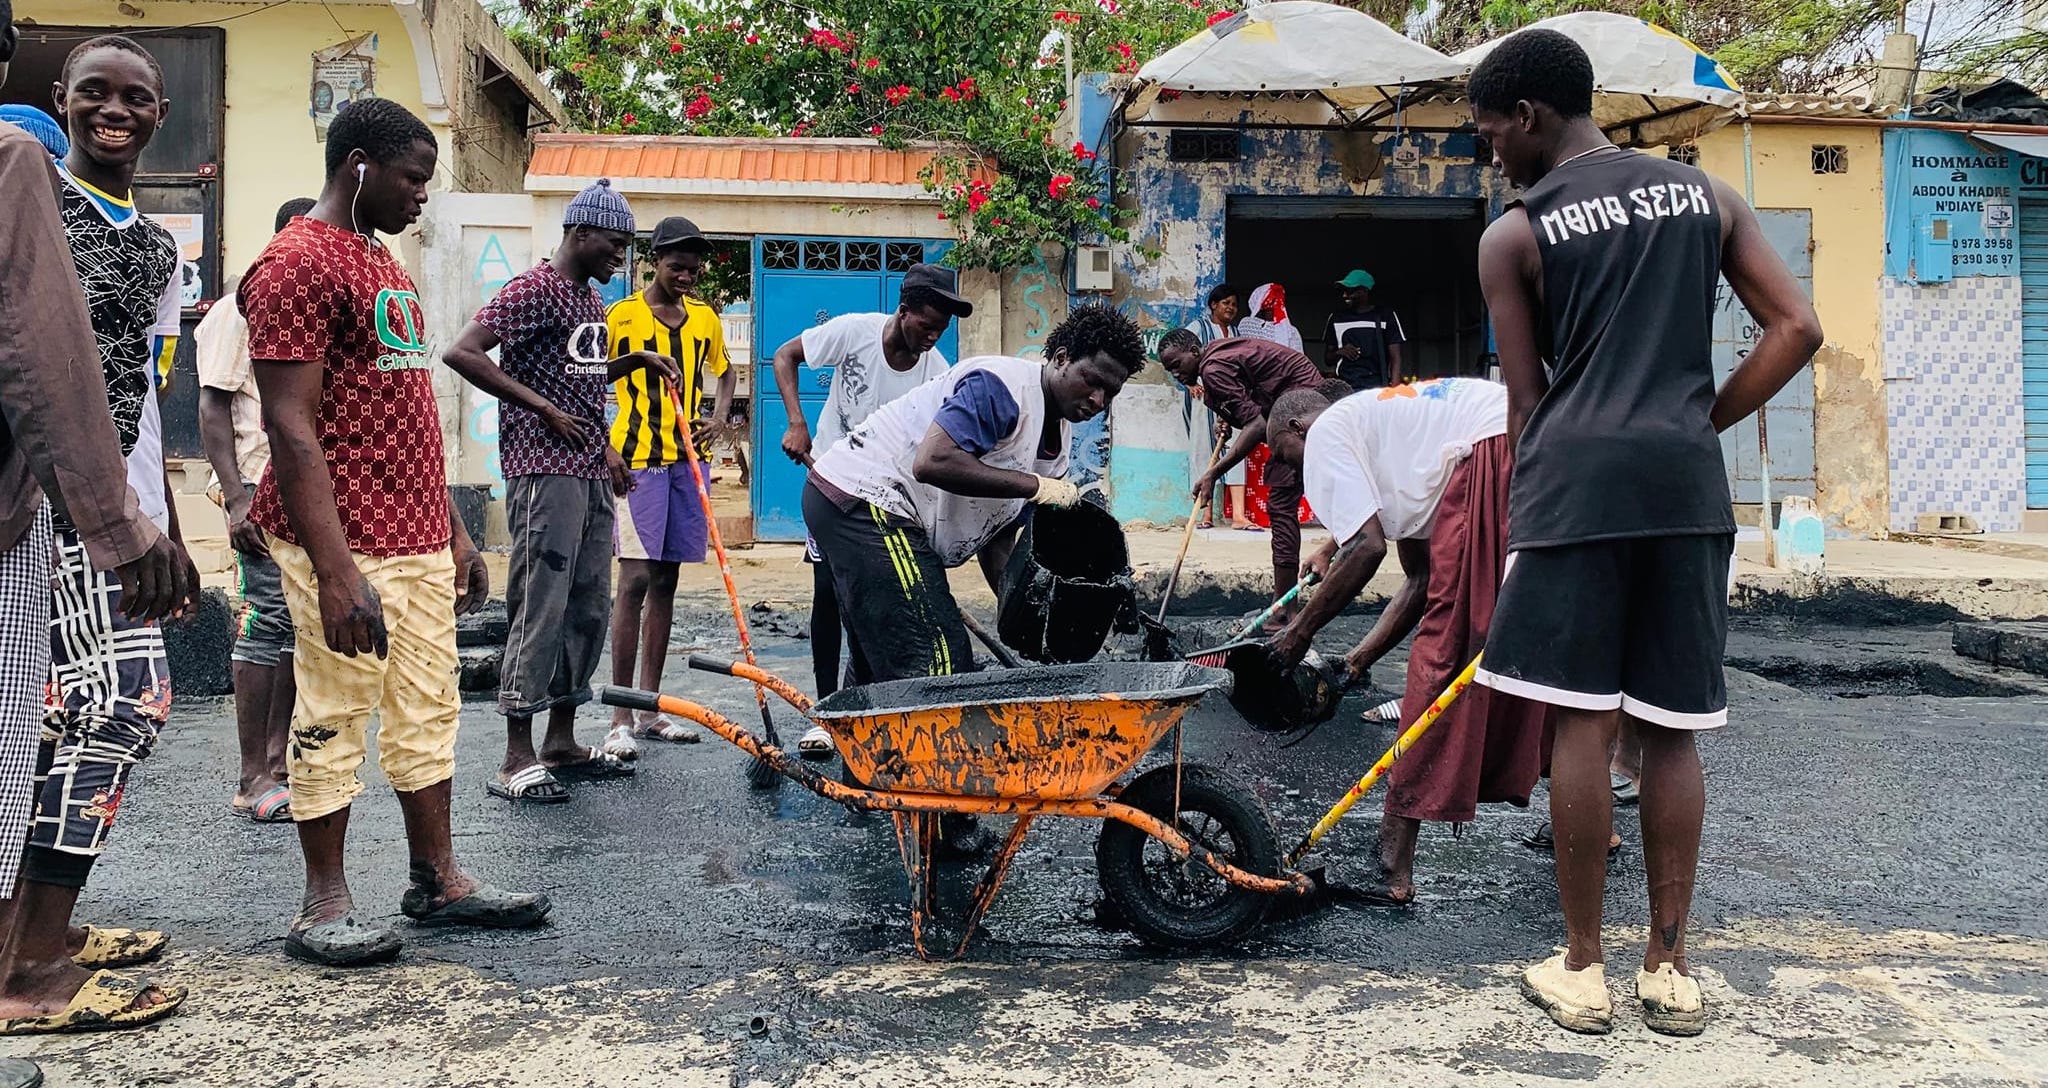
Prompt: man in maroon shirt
<box><xmin>245</xmin><ymin>99</ymin><xmax>547</xmax><ymax>967</ymax></box>
<box><xmin>1158</xmin><ymin>329</ymin><xmax>1336</xmax><ymax>629</ymax></box>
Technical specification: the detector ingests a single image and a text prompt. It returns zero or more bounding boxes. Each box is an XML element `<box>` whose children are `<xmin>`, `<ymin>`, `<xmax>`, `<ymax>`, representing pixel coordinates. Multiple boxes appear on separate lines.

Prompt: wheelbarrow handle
<box><xmin>598</xmin><ymin>684</ymin><xmax>663</xmax><ymax>713</ymax></box>
<box><xmin>687</xmin><ymin>653</ymin><xmax>736</xmax><ymax>676</ymax></box>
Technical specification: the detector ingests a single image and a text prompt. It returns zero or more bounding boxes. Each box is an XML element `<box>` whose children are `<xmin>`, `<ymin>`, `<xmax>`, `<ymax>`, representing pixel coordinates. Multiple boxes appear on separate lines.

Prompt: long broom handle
<box><xmin>1157</xmin><ymin>428</ymin><xmax>1231</xmax><ymax>625</ymax></box>
<box><xmin>668</xmin><ymin>386</ymin><xmax>772</xmax><ymax>720</ymax></box>
<box><xmin>1285</xmin><ymin>652</ymin><xmax>1484</xmax><ymax>866</ymax></box>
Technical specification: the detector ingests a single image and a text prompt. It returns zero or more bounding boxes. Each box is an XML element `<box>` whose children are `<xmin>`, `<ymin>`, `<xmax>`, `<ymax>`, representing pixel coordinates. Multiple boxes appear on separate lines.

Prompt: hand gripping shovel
<box><xmin>1142</xmin><ymin>430</ymin><xmax>1230</xmax><ymax>661</ymax></box>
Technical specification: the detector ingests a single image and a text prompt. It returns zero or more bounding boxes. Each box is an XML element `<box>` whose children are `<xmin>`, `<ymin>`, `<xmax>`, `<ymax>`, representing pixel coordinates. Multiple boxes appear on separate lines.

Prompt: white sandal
<box><xmin>797</xmin><ymin>725</ymin><xmax>835</xmax><ymax>760</ymax></box>
<box><xmin>1360</xmin><ymin>698</ymin><xmax>1402</xmax><ymax>724</ymax></box>
<box><xmin>602</xmin><ymin>723</ymin><xmax>641</xmax><ymax>761</ymax></box>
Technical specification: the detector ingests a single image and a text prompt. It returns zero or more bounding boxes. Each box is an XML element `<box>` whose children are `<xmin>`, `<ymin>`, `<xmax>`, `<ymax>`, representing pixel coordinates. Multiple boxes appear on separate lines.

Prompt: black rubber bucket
<box><xmin>1210</xmin><ymin>642</ymin><xmax>1345</xmax><ymax>732</ymax></box>
<box><xmin>997</xmin><ymin>500</ymin><xmax>1138</xmax><ymax>664</ymax></box>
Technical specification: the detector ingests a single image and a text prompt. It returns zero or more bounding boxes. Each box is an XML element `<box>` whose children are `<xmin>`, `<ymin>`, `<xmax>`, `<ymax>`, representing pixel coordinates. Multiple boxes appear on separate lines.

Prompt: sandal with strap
<box><xmin>0</xmin><ymin>971</ymin><xmax>185</xmax><ymax>1035</ymax></box>
<box><xmin>632</xmin><ymin>715</ymin><xmax>701</xmax><ymax>745</ymax></box>
<box><xmin>284</xmin><ymin>915</ymin><xmax>401</xmax><ymax>967</ymax></box>
<box><xmin>229</xmin><ymin>784</ymin><xmax>293</xmax><ymax>823</ymax></box>
<box><xmin>401</xmin><ymin>883</ymin><xmax>551</xmax><ymax>929</ymax></box>
<box><xmin>545</xmin><ymin>747</ymin><xmax>635</xmax><ymax>781</ymax></box>
<box><xmin>72</xmin><ymin>926</ymin><xmax>168</xmax><ymax>970</ymax></box>
<box><xmin>486</xmin><ymin>765</ymin><xmax>570</xmax><ymax>804</ymax></box>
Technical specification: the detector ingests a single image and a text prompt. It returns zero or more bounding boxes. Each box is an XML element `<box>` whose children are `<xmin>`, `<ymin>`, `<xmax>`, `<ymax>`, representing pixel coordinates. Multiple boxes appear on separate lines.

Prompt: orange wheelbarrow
<box><xmin>601</xmin><ymin>658</ymin><xmax>1313</xmax><ymax>959</ymax></box>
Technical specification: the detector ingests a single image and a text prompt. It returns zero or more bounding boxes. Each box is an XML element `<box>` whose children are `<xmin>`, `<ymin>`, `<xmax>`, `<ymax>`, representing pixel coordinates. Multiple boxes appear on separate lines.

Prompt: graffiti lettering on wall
<box><xmin>466</xmin><ymin>231</ymin><xmax>517</xmax><ymax>497</ymax></box>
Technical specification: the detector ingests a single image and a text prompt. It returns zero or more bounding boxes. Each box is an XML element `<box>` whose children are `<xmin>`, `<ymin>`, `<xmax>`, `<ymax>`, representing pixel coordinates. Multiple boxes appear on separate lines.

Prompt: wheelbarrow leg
<box><xmin>891</xmin><ymin>812</ymin><xmax>941</xmax><ymax>960</ymax></box>
<box><xmin>953</xmin><ymin>816</ymin><xmax>1035</xmax><ymax>960</ymax></box>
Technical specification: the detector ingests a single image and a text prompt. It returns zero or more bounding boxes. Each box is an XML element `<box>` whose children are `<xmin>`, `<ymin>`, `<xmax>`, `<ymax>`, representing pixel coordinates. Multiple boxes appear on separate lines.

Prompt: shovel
<box><xmin>1143</xmin><ymin>430</ymin><xmax>1231</xmax><ymax>661</ymax></box>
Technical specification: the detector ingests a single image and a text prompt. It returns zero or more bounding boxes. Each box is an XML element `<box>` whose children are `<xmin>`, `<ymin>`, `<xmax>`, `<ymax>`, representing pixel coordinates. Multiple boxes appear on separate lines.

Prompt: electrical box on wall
<box><xmin>1073</xmin><ymin>245</ymin><xmax>1114</xmax><ymax>292</ymax></box>
<box><xmin>1911</xmin><ymin>214</ymin><xmax>1954</xmax><ymax>284</ymax></box>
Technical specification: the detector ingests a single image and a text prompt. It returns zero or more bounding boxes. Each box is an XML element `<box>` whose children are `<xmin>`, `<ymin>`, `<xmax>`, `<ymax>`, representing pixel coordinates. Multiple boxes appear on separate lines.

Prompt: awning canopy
<box><xmin>1969</xmin><ymin>130</ymin><xmax>2048</xmax><ymax>159</ymax></box>
<box><xmin>1453</xmin><ymin>12</ymin><xmax>1743</xmax><ymax>147</ymax></box>
<box><xmin>1125</xmin><ymin>0</ymin><xmax>1464</xmax><ymax>122</ymax></box>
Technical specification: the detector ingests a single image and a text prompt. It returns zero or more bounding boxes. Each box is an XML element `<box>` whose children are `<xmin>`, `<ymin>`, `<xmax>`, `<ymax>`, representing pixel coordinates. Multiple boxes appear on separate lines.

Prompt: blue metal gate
<box><xmin>2022</xmin><ymin>200</ymin><xmax>2048</xmax><ymax>509</ymax></box>
<box><xmin>750</xmin><ymin>236</ymin><xmax>960</xmax><ymax>540</ymax></box>
<box><xmin>1711</xmin><ymin>209</ymin><xmax>1816</xmax><ymax>505</ymax></box>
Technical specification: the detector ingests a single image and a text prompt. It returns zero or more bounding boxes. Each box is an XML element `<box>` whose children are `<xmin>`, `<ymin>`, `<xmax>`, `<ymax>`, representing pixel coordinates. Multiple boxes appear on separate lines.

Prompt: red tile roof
<box><xmin>527</xmin><ymin>134</ymin><xmax>994</xmax><ymax>188</ymax></box>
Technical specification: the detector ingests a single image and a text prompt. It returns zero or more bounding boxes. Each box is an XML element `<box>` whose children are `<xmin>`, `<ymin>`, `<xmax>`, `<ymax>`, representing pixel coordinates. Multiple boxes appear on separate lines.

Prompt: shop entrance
<box><xmin>1224</xmin><ymin>196</ymin><xmax>1488</xmax><ymax>381</ymax></box>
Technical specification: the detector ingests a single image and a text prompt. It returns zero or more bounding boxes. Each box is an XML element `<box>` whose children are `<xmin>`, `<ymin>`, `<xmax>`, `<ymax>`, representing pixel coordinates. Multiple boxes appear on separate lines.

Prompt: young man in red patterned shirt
<box><xmin>243</xmin><ymin>98</ymin><xmax>548</xmax><ymax>967</ymax></box>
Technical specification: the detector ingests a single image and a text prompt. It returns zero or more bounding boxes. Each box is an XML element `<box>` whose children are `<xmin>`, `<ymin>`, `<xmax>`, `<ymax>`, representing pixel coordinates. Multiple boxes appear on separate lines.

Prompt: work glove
<box><xmin>1031</xmin><ymin>475</ymin><xmax>1082</xmax><ymax>508</ymax></box>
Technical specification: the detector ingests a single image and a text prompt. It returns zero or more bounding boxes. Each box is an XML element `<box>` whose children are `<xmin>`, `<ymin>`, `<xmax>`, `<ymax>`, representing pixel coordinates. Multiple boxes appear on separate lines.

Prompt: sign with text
<box><xmin>1885</xmin><ymin>129</ymin><xmax>2045</xmax><ymax>280</ymax></box>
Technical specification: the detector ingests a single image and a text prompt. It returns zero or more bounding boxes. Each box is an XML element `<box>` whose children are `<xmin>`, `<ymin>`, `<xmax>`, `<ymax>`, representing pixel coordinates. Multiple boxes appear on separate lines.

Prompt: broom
<box><xmin>668</xmin><ymin>384</ymin><xmax>782</xmax><ymax>788</ymax></box>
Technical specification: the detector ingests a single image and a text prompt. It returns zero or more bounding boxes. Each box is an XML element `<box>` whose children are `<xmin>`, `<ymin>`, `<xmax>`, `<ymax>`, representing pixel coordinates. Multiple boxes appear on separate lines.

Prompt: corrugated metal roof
<box><xmin>526</xmin><ymin>135</ymin><xmax>993</xmax><ymax>196</ymax></box>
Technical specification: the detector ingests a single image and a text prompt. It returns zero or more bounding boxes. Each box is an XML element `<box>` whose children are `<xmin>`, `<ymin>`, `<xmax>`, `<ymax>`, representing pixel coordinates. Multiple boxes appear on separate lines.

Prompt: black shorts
<box><xmin>1476</xmin><ymin>534</ymin><xmax>1735</xmax><ymax>730</ymax></box>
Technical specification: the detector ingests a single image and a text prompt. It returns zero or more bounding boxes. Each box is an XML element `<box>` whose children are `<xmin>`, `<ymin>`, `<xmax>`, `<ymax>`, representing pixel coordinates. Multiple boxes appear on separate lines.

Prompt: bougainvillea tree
<box><xmin>499</xmin><ymin>0</ymin><xmax>1228</xmax><ymax>269</ymax></box>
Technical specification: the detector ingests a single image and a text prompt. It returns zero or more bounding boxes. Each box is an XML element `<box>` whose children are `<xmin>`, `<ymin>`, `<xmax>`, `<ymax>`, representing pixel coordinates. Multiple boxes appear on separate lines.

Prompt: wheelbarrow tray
<box><xmin>808</xmin><ymin>662</ymin><xmax>1229</xmax><ymax>800</ymax></box>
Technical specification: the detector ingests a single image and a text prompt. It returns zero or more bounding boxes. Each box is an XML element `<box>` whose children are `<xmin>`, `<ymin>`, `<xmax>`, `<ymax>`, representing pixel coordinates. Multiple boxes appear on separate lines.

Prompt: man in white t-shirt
<box><xmin>803</xmin><ymin>305</ymin><xmax>1145</xmax><ymax>688</ymax></box>
<box><xmin>773</xmin><ymin>264</ymin><xmax>971</xmax><ymax>755</ymax></box>
<box><xmin>1262</xmin><ymin>378</ymin><xmax>1548</xmax><ymax>907</ymax></box>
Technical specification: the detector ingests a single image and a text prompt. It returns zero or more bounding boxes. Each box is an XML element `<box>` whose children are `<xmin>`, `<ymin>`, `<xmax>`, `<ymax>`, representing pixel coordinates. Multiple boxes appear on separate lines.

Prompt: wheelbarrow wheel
<box><xmin>1095</xmin><ymin>764</ymin><xmax>1280</xmax><ymax>949</ymax></box>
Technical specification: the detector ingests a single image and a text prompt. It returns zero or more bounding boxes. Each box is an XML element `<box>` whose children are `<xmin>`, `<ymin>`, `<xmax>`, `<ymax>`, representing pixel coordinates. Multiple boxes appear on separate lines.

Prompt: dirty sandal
<box><xmin>486</xmin><ymin>765</ymin><xmax>570</xmax><ymax>804</ymax></box>
<box><xmin>632</xmin><ymin>715</ymin><xmax>701</xmax><ymax>744</ymax></box>
<box><xmin>1521</xmin><ymin>953</ymin><xmax>1613</xmax><ymax>1035</ymax></box>
<box><xmin>401</xmin><ymin>884</ymin><xmax>551</xmax><ymax>929</ymax></box>
<box><xmin>601</xmin><ymin>724</ymin><xmax>641</xmax><ymax>762</ymax></box>
<box><xmin>230</xmin><ymin>785</ymin><xmax>292</xmax><ymax>823</ymax></box>
<box><xmin>545</xmin><ymin>747</ymin><xmax>635</xmax><ymax>780</ymax></box>
<box><xmin>1638</xmin><ymin>963</ymin><xmax>1707</xmax><ymax>1036</ymax></box>
<box><xmin>71</xmin><ymin>926</ymin><xmax>168</xmax><ymax>970</ymax></box>
<box><xmin>284</xmin><ymin>915</ymin><xmax>401</xmax><ymax>967</ymax></box>
<box><xmin>1359</xmin><ymin>698</ymin><xmax>1402</xmax><ymax>724</ymax></box>
<box><xmin>0</xmin><ymin>970</ymin><xmax>185</xmax><ymax>1035</ymax></box>
<box><xmin>797</xmin><ymin>725</ymin><xmax>835</xmax><ymax>760</ymax></box>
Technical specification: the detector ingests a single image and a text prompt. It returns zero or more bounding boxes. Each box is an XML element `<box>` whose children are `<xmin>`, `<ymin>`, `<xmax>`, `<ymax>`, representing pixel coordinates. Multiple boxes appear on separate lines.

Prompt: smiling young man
<box><xmin>602</xmin><ymin>216</ymin><xmax>736</xmax><ymax>758</ymax></box>
<box><xmin>244</xmin><ymin>97</ymin><xmax>548</xmax><ymax>966</ymax></box>
<box><xmin>774</xmin><ymin>263</ymin><xmax>970</xmax><ymax>751</ymax></box>
<box><xmin>0</xmin><ymin>23</ymin><xmax>194</xmax><ymax>1045</ymax></box>
<box><xmin>1469</xmin><ymin>30</ymin><xmax>1822</xmax><ymax>1035</ymax></box>
<box><xmin>443</xmin><ymin>181</ymin><xmax>681</xmax><ymax>803</ymax></box>
<box><xmin>804</xmin><ymin>304</ymin><xmax>1143</xmax><ymax>688</ymax></box>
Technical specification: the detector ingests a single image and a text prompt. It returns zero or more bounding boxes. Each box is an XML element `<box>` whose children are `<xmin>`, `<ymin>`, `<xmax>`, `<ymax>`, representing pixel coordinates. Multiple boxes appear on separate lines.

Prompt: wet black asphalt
<box><xmin>89</xmin><ymin>600</ymin><xmax>2048</xmax><ymax>1010</ymax></box>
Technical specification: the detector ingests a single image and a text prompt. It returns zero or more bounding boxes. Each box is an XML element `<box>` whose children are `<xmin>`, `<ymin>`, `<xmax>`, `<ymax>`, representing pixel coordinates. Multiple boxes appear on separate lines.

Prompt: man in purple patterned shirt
<box><xmin>443</xmin><ymin>180</ymin><xmax>678</xmax><ymax>803</ymax></box>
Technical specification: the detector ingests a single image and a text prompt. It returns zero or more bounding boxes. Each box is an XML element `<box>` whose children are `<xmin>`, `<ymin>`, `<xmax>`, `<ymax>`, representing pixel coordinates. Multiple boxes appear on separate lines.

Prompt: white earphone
<box><xmin>357</xmin><ymin>163</ymin><xmax>366</xmax><ymax>179</ymax></box>
<box><xmin>350</xmin><ymin>160</ymin><xmax>368</xmax><ymax>242</ymax></box>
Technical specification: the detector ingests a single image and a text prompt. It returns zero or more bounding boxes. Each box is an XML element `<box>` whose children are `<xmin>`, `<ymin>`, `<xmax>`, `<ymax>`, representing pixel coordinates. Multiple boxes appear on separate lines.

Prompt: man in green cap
<box><xmin>1324</xmin><ymin>270</ymin><xmax>1408</xmax><ymax>390</ymax></box>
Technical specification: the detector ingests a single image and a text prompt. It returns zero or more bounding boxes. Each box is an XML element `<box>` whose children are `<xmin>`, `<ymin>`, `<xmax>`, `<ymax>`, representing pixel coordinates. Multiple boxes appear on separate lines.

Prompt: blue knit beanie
<box><xmin>564</xmin><ymin>178</ymin><xmax>634</xmax><ymax>233</ymax></box>
<box><xmin>0</xmin><ymin>106</ymin><xmax>69</xmax><ymax>159</ymax></box>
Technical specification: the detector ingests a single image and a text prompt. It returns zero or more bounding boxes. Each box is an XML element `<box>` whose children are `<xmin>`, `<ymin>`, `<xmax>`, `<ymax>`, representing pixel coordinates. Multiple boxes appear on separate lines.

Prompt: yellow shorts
<box><xmin>270</xmin><ymin>539</ymin><xmax>461</xmax><ymax>821</ymax></box>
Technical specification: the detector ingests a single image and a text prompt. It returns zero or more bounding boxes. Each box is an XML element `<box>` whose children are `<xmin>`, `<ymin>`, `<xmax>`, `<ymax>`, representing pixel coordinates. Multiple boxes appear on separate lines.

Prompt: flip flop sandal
<box><xmin>601</xmin><ymin>724</ymin><xmax>641</xmax><ymax>762</ymax></box>
<box><xmin>0</xmin><ymin>970</ymin><xmax>186</xmax><ymax>1035</ymax></box>
<box><xmin>71</xmin><ymin>926</ymin><xmax>168</xmax><ymax>970</ymax></box>
<box><xmin>230</xmin><ymin>785</ymin><xmax>293</xmax><ymax>823</ymax></box>
<box><xmin>545</xmin><ymin>747</ymin><xmax>636</xmax><ymax>781</ymax></box>
<box><xmin>1611</xmin><ymin>772</ymin><xmax>1641</xmax><ymax>806</ymax></box>
<box><xmin>284</xmin><ymin>915</ymin><xmax>401</xmax><ymax>967</ymax></box>
<box><xmin>401</xmin><ymin>884</ymin><xmax>552</xmax><ymax>929</ymax></box>
<box><xmin>1360</xmin><ymin>698</ymin><xmax>1403</xmax><ymax>724</ymax></box>
<box><xmin>1334</xmin><ymin>879</ymin><xmax>1415</xmax><ymax>908</ymax></box>
<box><xmin>796</xmin><ymin>725</ymin><xmax>836</xmax><ymax>761</ymax></box>
<box><xmin>486</xmin><ymin>765</ymin><xmax>571</xmax><ymax>804</ymax></box>
<box><xmin>632</xmin><ymin>716</ymin><xmax>702</xmax><ymax>744</ymax></box>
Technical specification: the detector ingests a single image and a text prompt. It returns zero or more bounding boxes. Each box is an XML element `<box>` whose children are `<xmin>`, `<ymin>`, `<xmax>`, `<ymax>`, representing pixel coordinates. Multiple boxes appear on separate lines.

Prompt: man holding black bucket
<box><xmin>804</xmin><ymin>304</ymin><xmax>1145</xmax><ymax>687</ymax></box>
<box><xmin>1261</xmin><ymin>379</ymin><xmax>1547</xmax><ymax>909</ymax></box>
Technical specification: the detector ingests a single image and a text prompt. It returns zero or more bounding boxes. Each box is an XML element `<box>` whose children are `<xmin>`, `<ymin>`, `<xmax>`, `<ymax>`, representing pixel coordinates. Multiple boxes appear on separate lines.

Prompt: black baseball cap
<box><xmin>901</xmin><ymin>262</ymin><xmax>973</xmax><ymax>317</ymax></box>
<box><xmin>649</xmin><ymin>216</ymin><xmax>710</xmax><ymax>254</ymax></box>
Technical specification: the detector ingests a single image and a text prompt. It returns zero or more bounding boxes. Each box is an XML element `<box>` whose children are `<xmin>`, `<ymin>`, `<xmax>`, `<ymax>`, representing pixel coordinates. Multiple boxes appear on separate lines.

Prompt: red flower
<box><xmin>993</xmin><ymin>217</ymin><xmax>1006</xmax><ymax>226</ymax></box>
<box><xmin>791</xmin><ymin>120</ymin><xmax>812</xmax><ymax>136</ymax></box>
<box><xmin>622</xmin><ymin>112</ymin><xmax>637</xmax><ymax>126</ymax></box>
<box><xmin>863</xmin><ymin>57</ymin><xmax>881</xmax><ymax>69</ymax></box>
<box><xmin>685</xmin><ymin>94</ymin><xmax>713</xmax><ymax>120</ymax></box>
<box><xmin>1086</xmin><ymin>197</ymin><xmax>1101</xmax><ymax>209</ymax></box>
<box><xmin>869</xmin><ymin>124</ymin><xmax>886</xmax><ymax>136</ymax></box>
<box><xmin>960</xmin><ymin>77</ymin><xmax>975</xmax><ymax>89</ymax></box>
<box><xmin>940</xmin><ymin>86</ymin><xmax>962</xmax><ymax>102</ymax></box>
<box><xmin>1072</xmin><ymin>140</ymin><xmax>1096</xmax><ymax>161</ymax></box>
<box><xmin>1113</xmin><ymin>41</ymin><xmax>1133</xmax><ymax>59</ymax></box>
<box><xmin>810</xmin><ymin>28</ymin><xmax>852</xmax><ymax>53</ymax></box>
<box><xmin>1052</xmin><ymin>10</ymin><xmax>1081</xmax><ymax>23</ymax></box>
<box><xmin>599</xmin><ymin>29</ymin><xmax>613</xmax><ymax>39</ymax></box>
<box><xmin>713</xmin><ymin>73</ymin><xmax>723</xmax><ymax>83</ymax></box>
<box><xmin>746</xmin><ymin>34</ymin><xmax>760</xmax><ymax>44</ymax></box>
<box><xmin>967</xmin><ymin>189</ymin><xmax>989</xmax><ymax>213</ymax></box>
<box><xmin>1207</xmin><ymin>9</ymin><xmax>1233</xmax><ymax>24</ymax></box>
<box><xmin>846</xmin><ymin>82</ymin><xmax>861</xmax><ymax>95</ymax></box>
<box><xmin>885</xmin><ymin>84</ymin><xmax>914</xmax><ymax>106</ymax></box>
<box><xmin>1048</xmin><ymin>174</ymin><xmax>1075</xmax><ymax>199</ymax></box>
<box><xmin>668</xmin><ymin>39</ymin><xmax>684</xmax><ymax>52</ymax></box>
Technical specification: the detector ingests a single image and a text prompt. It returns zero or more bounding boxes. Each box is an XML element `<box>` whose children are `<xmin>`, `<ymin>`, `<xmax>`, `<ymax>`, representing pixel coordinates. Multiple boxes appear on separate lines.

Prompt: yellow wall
<box><xmin>1695</xmin><ymin>121</ymin><xmax>1889</xmax><ymax>533</ymax></box>
<box><xmin>20</xmin><ymin>0</ymin><xmax>426</xmax><ymax>277</ymax></box>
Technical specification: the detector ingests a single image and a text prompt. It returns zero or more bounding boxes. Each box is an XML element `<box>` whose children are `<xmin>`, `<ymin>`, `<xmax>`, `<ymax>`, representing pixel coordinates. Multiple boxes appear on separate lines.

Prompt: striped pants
<box><xmin>801</xmin><ymin>481</ymin><xmax>972</xmax><ymax>685</ymax></box>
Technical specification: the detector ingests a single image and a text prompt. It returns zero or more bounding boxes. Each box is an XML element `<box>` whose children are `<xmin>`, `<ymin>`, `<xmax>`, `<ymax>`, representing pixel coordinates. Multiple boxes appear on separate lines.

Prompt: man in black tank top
<box><xmin>1469</xmin><ymin>29</ymin><xmax>1823</xmax><ymax>1038</ymax></box>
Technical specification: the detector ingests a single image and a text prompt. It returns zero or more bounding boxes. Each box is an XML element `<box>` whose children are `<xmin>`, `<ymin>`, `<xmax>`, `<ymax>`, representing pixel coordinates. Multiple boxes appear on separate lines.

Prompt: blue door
<box><xmin>1711</xmin><ymin>210</ymin><xmax>1816</xmax><ymax>506</ymax></box>
<box><xmin>751</xmin><ymin>236</ymin><xmax>963</xmax><ymax>540</ymax></box>
<box><xmin>2022</xmin><ymin>200</ymin><xmax>2048</xmax><ymax>509</ymax></box>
